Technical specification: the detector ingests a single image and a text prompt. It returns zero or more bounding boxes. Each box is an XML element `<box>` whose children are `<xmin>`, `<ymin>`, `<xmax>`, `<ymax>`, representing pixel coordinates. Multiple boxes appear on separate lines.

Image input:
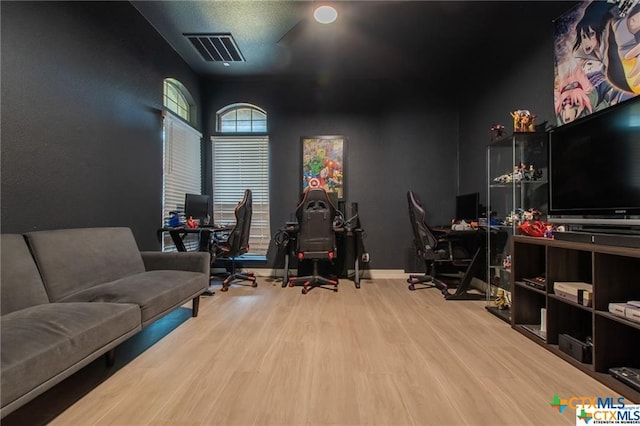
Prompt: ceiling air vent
<box><xmin>184</xmin><ymin>33</ymin><xmax>245</xmax><ymax>63</ymax></box>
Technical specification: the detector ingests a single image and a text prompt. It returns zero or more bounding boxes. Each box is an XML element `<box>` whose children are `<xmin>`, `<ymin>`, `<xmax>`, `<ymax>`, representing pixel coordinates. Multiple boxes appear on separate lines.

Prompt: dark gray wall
<box><xmin>1</xmin><ymin>0</ymin><xmax>576</xmax><ymax>266</ymax></box>
<box><xmin>202</xmin><ymin>78</ymin><xmax>459</xmax><ymax>268</ymax></box>
<box><xmin>1</xmin><ymin>1</ymin><xmax>201</xmax><ymax>250</ymax></box>
<box><xmin>457</xmin><ymin>2</ymin><xmax>577</xmax><ymax>201</ymax></box>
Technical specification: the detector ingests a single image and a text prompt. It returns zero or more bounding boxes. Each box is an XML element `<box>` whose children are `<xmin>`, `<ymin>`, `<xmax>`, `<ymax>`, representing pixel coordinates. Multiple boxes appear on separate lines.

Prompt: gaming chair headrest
<box><xmin>297</xmin><ymin>188</ymin><xmax>337</xmax><ymax>215</ymax></box>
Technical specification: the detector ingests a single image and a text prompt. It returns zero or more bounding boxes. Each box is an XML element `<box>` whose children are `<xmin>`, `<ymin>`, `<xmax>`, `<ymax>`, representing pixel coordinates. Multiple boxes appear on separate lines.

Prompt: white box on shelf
<box><xmin>624</xmin><ymin>304</ymin><xmax>640</xmax><ymax>323</ymax></box>
<box><xmin>608</xmin><ymin>302</ymin><xmax>629</xmax><ymax>317</ymax></box>
<box><xmin>554</xmin><ymin>282</ymin><xmax>593</xmax><ymax>305</ymax></box>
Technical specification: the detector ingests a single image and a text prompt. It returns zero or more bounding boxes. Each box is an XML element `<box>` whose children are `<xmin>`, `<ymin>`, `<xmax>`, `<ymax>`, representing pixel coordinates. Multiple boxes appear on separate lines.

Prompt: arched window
<box><xmin>212</xmin><ymin>103</ymin><xmax>270</xmax><ymax>255</ymax></box>
<box><xmin>218</xmin><ymin>103</ymin><xmax>267</xmax><ymax>133</ymax></box>
<box><xmin>163</xmin><ymin>78</ymin><xmax>193</xmax><ymax>122</ymax></box>
<box><xmin>162</xmin><ymin>79</ymin><xmax>201</xmax><ymax>251</ymax></box>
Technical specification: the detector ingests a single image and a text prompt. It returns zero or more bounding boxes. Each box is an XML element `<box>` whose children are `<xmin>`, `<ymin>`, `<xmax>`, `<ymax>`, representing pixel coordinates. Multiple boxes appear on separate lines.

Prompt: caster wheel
<box><xmin>408</xmin><ymin>284</ymin><xmax>415</xmax><ymax>291</ymax></box>
<box><xmin>302</xmin><ymin>288</ymin><xmax>308</xmax><ymax>294</ymax></box>
<box><xmin>407</xmin><ymin>278</ymin><xmax>412</xmax><ymax>284</ymax></box>
<box><xmin>288</xmin><ymin>282</ymin><xmax>294</xmax><ymax>287</ymax></box>
<box><xmin>334</xmin><ymin>288</ymin><xmax>338</xmax><ymax>292</ymax></box>
<box><xmin>221</xmin><ymin>286</ymin><xmax>229</xmax><ymax>292</ymax></box>
<box><xmin>251</xmin><ymin>282</ymin><xmax>258</xmax><ymax>288</ymax></box>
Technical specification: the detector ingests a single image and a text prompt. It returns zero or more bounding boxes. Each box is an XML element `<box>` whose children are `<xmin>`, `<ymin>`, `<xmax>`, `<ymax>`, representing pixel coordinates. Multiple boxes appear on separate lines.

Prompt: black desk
<box><xmin>280</xmin><ymin>224</ymin><xmax>364</xmax><ymax>289</ymax></box>
<box><xmin>157</xmin><ymin>226</ymin><xmax>233</xmax><ymax>253</ymax></box>
<box><xmin>428</xmin><ymin>227</ymin><xmax>487</xmax><ymax>300</ymax></box>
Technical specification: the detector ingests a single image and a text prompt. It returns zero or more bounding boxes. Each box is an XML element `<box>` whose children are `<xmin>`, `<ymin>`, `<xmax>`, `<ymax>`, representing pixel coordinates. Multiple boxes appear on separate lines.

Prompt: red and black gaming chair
<box><xmin>287</xmin><ymin>188</ymin><xmax>339</xmax><ymax>294</ymax></box>
<box><xmin>213</xmin><ymin>189</ymin><xmax>257</xmax><ymax>292</ymax></box>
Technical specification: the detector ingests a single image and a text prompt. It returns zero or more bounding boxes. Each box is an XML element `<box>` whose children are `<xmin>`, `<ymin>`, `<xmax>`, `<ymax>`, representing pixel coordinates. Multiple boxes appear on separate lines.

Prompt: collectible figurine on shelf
<box><xmin>490</xmin><ymin>124</ymin><xmax>505</xmax><ymax>142</ymax></box>
<box><xmin>510</xmin><ymin>109</ymin><xmax>537</xmax><ymax>132</ymax></box>
<box><xmin>495</xmin><ymin>288</ymin><xmax>510</xmax><ymax>310</ymax></box>
<box><xmin>493</xmin><ymin>162</ymin><xmax>542</xmax><ymax>183</ymax></box>
<box><xmin>544</xmin><ymin>224</ymin><xmax>555</xmax><ymax>239</ymax></box>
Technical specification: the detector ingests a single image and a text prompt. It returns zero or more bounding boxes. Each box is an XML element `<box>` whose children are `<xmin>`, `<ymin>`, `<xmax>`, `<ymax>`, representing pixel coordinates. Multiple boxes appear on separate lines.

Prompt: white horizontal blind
<box><xmin>212</xmin><ymin>136</ymin><xmax>270</xmax><ymax>255</ymax></box>
<box><xmin>163</xmin><ymin>111</ymin><xmax>202</xmax><ymax>251</ymax></box>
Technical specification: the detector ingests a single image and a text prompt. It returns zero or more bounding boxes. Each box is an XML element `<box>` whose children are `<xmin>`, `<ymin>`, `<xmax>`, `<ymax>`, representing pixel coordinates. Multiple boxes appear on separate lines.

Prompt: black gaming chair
<box><xmin>212</xmin><ymin>189</ymin><xmax>257</xmax><ymax>292</ymax></box>
<box><xmin>406</xmin><ymin>190</ymin><xmax>453</xmax><ymax>295</ymax></box>
<box><xmin>287</xmin><ymin>187</ymin><xmax>339</xmax><ymax>294</ymax></box>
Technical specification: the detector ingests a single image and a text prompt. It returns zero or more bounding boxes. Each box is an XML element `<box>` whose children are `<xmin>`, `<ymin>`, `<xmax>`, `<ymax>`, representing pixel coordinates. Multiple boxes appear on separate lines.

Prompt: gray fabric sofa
<box><xmin>0</xmin><ymin>227</ymin><xmax>210</xmax><ymax>418</ymax></box>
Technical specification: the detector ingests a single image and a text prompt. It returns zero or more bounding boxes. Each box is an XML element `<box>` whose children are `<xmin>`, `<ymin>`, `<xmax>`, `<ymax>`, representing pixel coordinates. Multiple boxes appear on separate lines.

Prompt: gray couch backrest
<box><xmin>25</xmin><ymin>227</ymin><xmax>146</xmax><ymax>302</ymax></box>
<box><xmin>1</xmin><ymin>234</ymin><xmax>50</xmax><ymax>314</ymax></box>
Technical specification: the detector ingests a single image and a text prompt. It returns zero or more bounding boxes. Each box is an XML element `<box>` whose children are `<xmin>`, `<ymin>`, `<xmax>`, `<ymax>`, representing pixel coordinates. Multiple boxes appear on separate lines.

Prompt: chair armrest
<box><xmin>140</xmin><ymin>251</ymin><xmax>210</xmax><ymax>275</ymax></box>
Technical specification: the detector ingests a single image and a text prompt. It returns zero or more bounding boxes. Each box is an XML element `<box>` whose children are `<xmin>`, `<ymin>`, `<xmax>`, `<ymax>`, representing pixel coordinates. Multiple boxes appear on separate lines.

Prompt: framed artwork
<box><xmin>553</xmin><ymin>0</ymin><xmax>639</xmax><ymax>126</ymax></box>
<box><xmin>301</xmin><ymin>135</ymin><xmax>346</xmax><ymax>201</ymax></box>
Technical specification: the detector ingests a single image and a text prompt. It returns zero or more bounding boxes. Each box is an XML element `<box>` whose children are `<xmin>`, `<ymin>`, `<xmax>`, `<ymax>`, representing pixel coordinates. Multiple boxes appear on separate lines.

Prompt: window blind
<box><xmin>212</xmin><ymin>136</ymin><xmax>270</xmax><ymax>255</ymax></box>
<box><xmin>163</xmin><ymin>111</ymin><xmax>203</xmax><ymax>251</ymax></box>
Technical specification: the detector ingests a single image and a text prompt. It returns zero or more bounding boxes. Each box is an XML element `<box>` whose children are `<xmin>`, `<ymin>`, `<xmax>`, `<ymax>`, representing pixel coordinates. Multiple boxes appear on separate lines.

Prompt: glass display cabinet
<box><xmin>486</xmin><ymin>131</ymin><xmax>548</xmax><ymax>322</ymax></box>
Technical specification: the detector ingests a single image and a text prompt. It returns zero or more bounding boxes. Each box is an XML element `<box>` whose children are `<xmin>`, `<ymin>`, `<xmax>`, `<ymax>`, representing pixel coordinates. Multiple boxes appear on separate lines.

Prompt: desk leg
<box><xmin>169</xmin><ymin>230</ymin><xmax>187</xmax><ymax>252</ymax></box>
<box><xmin>354</xmin><ymin>257</ymin><xmax>360</xmax><ymax>288</ymax></box>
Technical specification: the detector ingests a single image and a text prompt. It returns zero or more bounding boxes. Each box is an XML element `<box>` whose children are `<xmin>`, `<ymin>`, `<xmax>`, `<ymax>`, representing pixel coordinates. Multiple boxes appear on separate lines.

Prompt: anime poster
<box><xmin>554</xmin><ymin>0</ymin><xmax>639</xmax><ymax>126</ymax></box>
<box><xmin>301</xmin><ymin>136</ymin><xmax>345</xmax><ymax>200</ymax></box>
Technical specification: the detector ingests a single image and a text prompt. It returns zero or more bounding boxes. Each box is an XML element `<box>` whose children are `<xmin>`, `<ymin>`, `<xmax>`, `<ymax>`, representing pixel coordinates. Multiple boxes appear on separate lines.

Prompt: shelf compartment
<box><xmin>547</xmin><ymin>246</ymin><xmax>592</xmax><ymax>284</ymax></box>
<box><xmin>513</xmin><ymin>284</ymin><xmax>546</xmax><ymax>326</ymax></box>
<box><xmin>594</xmin><ymin>315</ymin><xmax>640</xmax><ymax>373</ymax></box>
<box><xmin>547</xmin><ymin>297</ymin><xmax>592</xmax><ymax>346</ymax></box>
<box><xmin>593</xmin><ymin>252</ymin><xmax>640</xmax><ymax>312</ymax></box>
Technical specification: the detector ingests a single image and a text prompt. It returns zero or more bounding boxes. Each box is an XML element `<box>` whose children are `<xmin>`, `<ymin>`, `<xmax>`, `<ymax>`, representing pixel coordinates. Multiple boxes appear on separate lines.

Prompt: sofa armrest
<box><xmin>140</xmin><ymin>251</ymin><xmax>210</xmax><ymax>275</ymax></box>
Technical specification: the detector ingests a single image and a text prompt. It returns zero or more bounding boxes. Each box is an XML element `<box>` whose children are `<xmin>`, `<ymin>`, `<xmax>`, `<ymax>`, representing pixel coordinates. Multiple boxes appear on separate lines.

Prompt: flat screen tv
<box><xmin>548</xmin><ymin>96</ymin><xmax>640</xmax><ymax>228</ymax></box>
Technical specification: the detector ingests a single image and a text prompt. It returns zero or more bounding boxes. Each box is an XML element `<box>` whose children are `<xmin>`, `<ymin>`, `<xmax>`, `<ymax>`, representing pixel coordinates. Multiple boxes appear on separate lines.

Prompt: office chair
<box><xmin>406</xmin><ymin>190</ymin><xmax>455</xmax><ymax>295</ymax></box>
<box><xmin>287</xmin><ymin>187</ymin><xmax>339</xmax><ymax>294</ymax></box>
<box><xmin>212</xmin><ymin>189</ymin><xmax>257</xmax><ymax>292</ymax></box>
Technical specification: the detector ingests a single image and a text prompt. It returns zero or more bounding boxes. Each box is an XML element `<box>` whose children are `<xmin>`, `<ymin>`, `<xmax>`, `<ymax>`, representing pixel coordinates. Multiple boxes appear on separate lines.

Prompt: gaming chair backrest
<box><xmin>296</xmin><ymin>188</ymin><xmax>337</xmax><ymax>256</ymax></box>
<box><xmin>407</xmin><ymin>190</ymin><xmax>439</xmax><ymax>252</ymax></box>
<box><xmin>227</xmin><ymin>189</ymin><xmax>251</xmax><ymax>255</ymax></box>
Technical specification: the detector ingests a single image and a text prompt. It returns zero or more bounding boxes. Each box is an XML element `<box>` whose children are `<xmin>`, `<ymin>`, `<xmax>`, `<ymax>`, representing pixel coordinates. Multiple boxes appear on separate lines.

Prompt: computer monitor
<box><xmin>184</xmin><ymin>193</ymin><xmax>210</xmax><ymax>224</ymax></box>
<box><xmin>456</xmin><ymin>192</ymin><xmax>480</xmax><ymax>222</ymax></box>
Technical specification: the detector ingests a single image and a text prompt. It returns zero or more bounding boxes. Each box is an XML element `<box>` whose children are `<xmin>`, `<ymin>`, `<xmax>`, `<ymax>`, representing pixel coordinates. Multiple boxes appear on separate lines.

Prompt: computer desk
<box><xmin>280</xmin><ymin>223</ymin><xmax>364</xmax><ymax>289</ymax></box>
<box><xmin>430</xmin><ymin>227</ymin><xmax>488</xmax><ymax>300</ymax></box>
<box><xmin>157</xmin><ymin>225</ymin><xmax>233</xmax><ymax>253</ymax></box>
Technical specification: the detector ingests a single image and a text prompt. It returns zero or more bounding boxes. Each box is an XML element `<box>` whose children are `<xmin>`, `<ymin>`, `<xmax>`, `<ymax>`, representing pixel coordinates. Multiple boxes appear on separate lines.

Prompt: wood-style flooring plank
<box><xmin>40</xmin><ymin>278</ymin><xmax>624</xmax><ymax>425</ymax></box>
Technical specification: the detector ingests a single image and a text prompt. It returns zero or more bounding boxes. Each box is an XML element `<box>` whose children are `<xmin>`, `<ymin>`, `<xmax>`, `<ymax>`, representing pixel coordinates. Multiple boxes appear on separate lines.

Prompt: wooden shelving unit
<box><xmin>511</xmin><ymin>235</ymin><xmax>640</xmax><ymax>402</ymax></box>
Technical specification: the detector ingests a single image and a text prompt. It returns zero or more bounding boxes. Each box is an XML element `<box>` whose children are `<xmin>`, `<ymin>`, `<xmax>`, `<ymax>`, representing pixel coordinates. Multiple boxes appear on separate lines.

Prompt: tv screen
<box><xmin>549</xmin><ymin>97</ymin><xmax>640</xmax><ymax>224</ymax></box>
<box><xmin>456</xmin><ymin>192</ymin><xmax>480</xmax><ymax>222</ymax></box>
<box><xmin>184</xmin><ymin>193</ymin><xmax>210</xmax><ymax>223</ymax></box>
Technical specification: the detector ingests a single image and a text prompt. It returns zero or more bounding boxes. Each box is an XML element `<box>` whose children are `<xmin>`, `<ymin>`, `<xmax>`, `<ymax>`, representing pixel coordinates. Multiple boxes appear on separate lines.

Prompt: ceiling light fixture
<box><xmin>314</xmin><ymin>5</ymin><xmax>338</xmax><ymax>24</ymax></box>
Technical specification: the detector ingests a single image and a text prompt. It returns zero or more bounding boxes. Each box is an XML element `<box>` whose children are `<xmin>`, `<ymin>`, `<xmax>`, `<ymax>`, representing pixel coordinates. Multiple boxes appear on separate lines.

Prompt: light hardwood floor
<box><xmin>13</xmin><ymin>278</ymin><xmax>628</xmax><ymax>425</ymax></box>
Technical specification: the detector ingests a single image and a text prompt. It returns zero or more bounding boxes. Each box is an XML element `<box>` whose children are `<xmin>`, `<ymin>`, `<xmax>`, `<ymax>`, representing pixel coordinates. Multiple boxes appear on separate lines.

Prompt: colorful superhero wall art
<box><xmin>301</xmin><ymin>136</ymin><xmax>344</xmax><ymax>200</ymax></box>
<box><xmin>553</xmin><ymin>0</ymin><xmax>639</xmax><ymax>126</ymax></box>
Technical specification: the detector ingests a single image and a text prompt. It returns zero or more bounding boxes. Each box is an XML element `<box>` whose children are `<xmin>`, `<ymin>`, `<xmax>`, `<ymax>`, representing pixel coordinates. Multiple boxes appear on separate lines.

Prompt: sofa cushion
<box><xmin>1</xmin><ymin>302</ymin><xmax>141</xmax><ymax>410</ymax></box>
<box><xmin>25</xmin><ymin>227</ymin><xmax>146</xmax><ymax>301</ymax></box>
<box><xmin>1</xmin><ymin>234</ymin><xmax>50</xmax><ymax>314</ymax></box>
<box><xmin>59</xmin><ymin>270</ymin><xmax>207</xmax><ymax>326</ymax></box>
